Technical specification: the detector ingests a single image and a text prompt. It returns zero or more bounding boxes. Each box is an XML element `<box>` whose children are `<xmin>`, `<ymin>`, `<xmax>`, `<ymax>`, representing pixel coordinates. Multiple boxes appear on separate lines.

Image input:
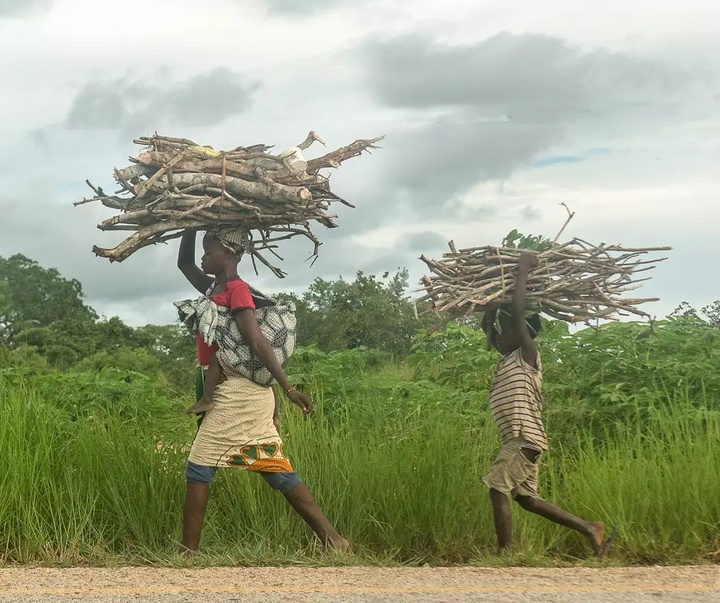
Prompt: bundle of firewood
<box><xmin>75</xmin><ymin>132</ymin><xmax>383</xmax><ymax>277</ymax></box>
<box><xmin>418</xmin><ymin>238</ymin><xmax>671</xmax><ymax>323</ymax></box>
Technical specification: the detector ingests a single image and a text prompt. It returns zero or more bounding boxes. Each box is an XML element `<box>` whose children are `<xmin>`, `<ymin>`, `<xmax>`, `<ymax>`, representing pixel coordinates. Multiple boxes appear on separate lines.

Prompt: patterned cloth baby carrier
<box><xmin>175</xmin><ymin>282</ymin><xmax>297</xmax><ymax>387</ymax></box>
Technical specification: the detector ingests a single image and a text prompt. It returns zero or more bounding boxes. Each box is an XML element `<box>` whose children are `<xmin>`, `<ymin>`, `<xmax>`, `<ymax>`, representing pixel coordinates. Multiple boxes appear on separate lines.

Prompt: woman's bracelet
<box><xmin>285</xmin><ymin>386</ymin><xmax>297</xmax><ymax>395</ymax></box>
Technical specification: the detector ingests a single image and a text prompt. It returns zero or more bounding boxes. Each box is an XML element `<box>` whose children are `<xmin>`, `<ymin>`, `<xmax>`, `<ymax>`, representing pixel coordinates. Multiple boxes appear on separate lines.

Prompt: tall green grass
<box><xmin>1</xmin><ymin>351</ymin><xmax>718</xmax><ymax>565</ymax></box>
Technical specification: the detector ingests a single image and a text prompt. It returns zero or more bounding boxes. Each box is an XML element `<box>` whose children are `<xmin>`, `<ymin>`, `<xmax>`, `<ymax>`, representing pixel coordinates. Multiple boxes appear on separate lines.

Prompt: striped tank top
<box><xmin>488</xmin><ymin>348</ymin><xmax>548</xmax><ymax>451</ymax></box>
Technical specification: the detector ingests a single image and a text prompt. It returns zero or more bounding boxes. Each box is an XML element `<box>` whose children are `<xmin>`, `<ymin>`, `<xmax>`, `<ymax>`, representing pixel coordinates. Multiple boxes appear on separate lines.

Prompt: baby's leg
<box><xmin>186</xmin><ymin>356</ymin><xmax>219</xmax><ymax>414</ymax></box>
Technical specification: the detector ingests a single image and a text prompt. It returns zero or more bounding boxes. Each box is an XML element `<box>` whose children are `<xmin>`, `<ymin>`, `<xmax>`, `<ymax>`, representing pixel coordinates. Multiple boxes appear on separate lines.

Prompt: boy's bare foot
<box><xmin>586</xmin><ymin>521</ymin><xmax>617</xmax><ymax>559</ymax></box>
<box><xmin>185</xmin><ymin>401</ymin><xmax>214</xmax><ymax>415</ymax></box>
<box><xmin>586</xmin><ymin>521</ymin><xmax>605</xmax><ymax>556</ymax></box>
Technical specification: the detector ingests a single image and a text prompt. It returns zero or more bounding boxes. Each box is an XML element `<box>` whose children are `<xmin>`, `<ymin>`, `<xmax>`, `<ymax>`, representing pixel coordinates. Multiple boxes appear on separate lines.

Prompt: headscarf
<box><xmin>211</xmin><ymin>226</ymin><xmax>250</xmax><ymax>258</ymax></box>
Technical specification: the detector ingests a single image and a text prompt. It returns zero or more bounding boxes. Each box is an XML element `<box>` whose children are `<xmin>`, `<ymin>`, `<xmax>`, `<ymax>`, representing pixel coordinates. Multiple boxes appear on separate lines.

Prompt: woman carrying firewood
<box><xmin>175</xmin><ymin>228</ymin><xmax>349</xmax><ymax>553</ymax></box>
<box><xmin>480</xmin><ymin>252</ymin><xmax>617</xmax><ymax>558</ymax></box>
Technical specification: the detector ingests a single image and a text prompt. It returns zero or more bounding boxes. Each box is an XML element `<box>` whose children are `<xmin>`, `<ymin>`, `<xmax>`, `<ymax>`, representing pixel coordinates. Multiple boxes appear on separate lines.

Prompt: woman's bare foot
<box><xmin>325</xmin><ymin>536</ymin><xmax>351</xmax><ymax>552</ymax></box>
<box><xmin>179</xmin><ymin>545</ymin><xmax>197</xmax><ymax>558</ymax></box>
<box><xmin>185</xmin><ymin>401</ymin><xmax>214</xmax><ymax>415</ymax></box>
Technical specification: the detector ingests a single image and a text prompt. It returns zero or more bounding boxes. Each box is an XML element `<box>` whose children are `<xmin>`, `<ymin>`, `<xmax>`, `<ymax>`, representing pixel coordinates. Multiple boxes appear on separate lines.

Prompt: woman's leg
<box><xmin>181</xmin><ymin>482</ymin><xmax>210</xmax><ymax>553</ymax></box>
<box><xmin>181</xmin><ymin>462</ymin><xmax>217</xmax><ymax>553</ymax></box>
<box><xmin>261</xmin><ymin>472</ymin><xmax>349</xmax><ymax>550</ymax></box>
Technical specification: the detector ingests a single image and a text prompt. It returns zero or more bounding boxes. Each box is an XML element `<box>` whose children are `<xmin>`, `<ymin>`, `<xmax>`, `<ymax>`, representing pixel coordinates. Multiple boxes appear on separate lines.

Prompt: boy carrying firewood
<box><xmin>480</xmin><ymin>252</ymin><xmax>617</xmax><ymax>558</ymax></box>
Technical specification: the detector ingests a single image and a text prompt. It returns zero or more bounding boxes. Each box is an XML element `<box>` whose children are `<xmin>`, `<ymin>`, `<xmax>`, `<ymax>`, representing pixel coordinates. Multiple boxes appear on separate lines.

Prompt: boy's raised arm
<box><xmin>513</xmin><ymin>252</ymin><xmax>539</xmax><ymax>367</ymax></box>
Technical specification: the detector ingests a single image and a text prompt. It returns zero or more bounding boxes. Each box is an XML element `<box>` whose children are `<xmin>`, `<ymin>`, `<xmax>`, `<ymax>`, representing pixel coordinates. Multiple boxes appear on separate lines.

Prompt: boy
<box><xmin>481</xmin><ymin>252</ymin><xmax>616</xmax><ymax>558</ymax></box>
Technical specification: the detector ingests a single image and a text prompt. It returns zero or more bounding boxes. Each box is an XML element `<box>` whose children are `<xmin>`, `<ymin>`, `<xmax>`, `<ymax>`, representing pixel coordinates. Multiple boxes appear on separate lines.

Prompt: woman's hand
<box><xmin>286</xmin><ymin>388</ymin><xmax>313</xmax><ymax>415</ymax></box>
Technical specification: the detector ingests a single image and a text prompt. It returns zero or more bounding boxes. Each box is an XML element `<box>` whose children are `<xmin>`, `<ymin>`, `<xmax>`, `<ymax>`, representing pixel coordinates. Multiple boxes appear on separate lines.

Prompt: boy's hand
<box><xmin>518</xmin><ymin>252</ymin><xmax>539</xmax><ymax>271</ymax></box>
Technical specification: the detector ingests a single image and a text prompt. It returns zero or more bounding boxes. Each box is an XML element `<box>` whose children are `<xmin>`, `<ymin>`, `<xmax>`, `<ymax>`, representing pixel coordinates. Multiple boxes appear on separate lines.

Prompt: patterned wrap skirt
<box><xmin>187</xmin><ymin>371</ymin><xmax>292</xmax><ymax>472</ymax></box>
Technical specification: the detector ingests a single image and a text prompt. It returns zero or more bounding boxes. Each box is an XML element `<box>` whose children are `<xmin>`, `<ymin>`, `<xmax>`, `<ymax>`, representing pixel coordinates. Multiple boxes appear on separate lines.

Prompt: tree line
<box><xmin>2</xmin><ymin>253</ymin><xmax>717</xmax><ymax>391</ymax></box>
<box><xmin>0</xmin><ymin>255</ymin><xmax>435</xmax><ymax>389</ymax></box>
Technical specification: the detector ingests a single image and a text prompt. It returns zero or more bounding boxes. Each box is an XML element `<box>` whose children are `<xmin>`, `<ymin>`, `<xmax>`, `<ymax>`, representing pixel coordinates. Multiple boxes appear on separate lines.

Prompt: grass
<box><xmin>1</xmin><ymin>358</ymin><xmax>719</xmax><ymax>567</ymax></box>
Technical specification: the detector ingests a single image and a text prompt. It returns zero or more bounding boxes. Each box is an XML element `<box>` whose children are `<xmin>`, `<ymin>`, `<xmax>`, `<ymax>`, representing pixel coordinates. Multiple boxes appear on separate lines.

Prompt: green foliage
<box><xmin>542</xmin><ymin>317</ymin><xmax>720</xmax><ymax>422</ymax></box>
<box><xmin>0</xmin><ymin>362</ymin><xmax>182</xmax><ymax>426</ymax></box>
<box><xmin>2</xmin><ymin>254</ymin><xmax>720</xmax><ymax>566</ymax></box>
<box><xmin>0</xmin><ymin>344</ymin><xmax>49</xmax><ymax>375</ymax></box>
<box><xmin>409</xmin><ymin>322</ymin><xmax>496</xmax><ymax>391</ymax></box>
<box><xmin>502</xmin><ymin>229</ymin><xmax>552</xmax><ymax>251</ymax></box>
<box><xmin>0</xmin><ymin>254</ymin><xmax>196</xmax><ymax>387</ymax></box>
<box><xmin>280</xmin><ymin>270</ymin><xmax>425</xmax><ymax>357</ymax></box>
<box><xmin>671</xmin><ymin>300</ymin><xmax>720</xmax><ymax>328</ymax></box>
<box><xmin>0</xmin><ymin>254</ymin><xmax>97</xmax><ymax>345</ymax></box>
<box><xmin>132</xmin><ymin>323</ymin><xmax>196</xmax><ymax>391</ymax></box>
<box><xmin>703</xmin><ymin>300</ymin><xmax>720</xmax><ymax>327</ymax></box>
<box><xmin>73</xmin><ymin>348</ymin><xmax>162</xmax><ymax>377</ymax></box>
<box><xmin>410</xmin><ymin>314</ymin><xmax>720</xmax><ymax>435</ymax></box>
<box><xmin>134</xmin><ymin>323</ymin><xmax>196</xmax><ymax>361</ymax></box>
<box><xmin>2</xmin><ymin>325</ymin><xmax>719</xmax><ymax>565</ymax></box>
<box><xmin>13</xmin><ymin>316</ymin><xmax>136</xmax><ymax>368</ymax></box>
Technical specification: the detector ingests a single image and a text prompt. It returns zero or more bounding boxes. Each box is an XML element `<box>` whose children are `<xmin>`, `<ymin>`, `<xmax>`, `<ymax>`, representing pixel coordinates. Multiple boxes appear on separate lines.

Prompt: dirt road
<box><xmin>0</xmin><ymin>566</ymin><xmax>718</xmax><ymax>602</ymax></box>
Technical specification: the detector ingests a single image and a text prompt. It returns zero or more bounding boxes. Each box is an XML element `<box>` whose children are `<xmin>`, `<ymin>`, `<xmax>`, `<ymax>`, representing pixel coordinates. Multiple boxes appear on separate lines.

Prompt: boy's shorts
<box><xmin>483</xmin><ymin>438</ymin><xmax>542</xmax><ymax>499</ymax></box>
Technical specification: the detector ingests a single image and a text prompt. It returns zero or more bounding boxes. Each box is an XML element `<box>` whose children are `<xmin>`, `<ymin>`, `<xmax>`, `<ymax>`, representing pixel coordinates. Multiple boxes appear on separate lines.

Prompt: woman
<box><xmin>176</xmin><ymin>228</ymin><xmax>348</xmax><ymax>553</ymax></box>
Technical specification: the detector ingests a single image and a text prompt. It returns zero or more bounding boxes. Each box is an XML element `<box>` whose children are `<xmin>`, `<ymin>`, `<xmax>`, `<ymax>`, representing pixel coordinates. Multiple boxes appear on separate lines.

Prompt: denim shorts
<box><xmin>185</xmin><ymin>461</ymin><xmax>301</xmax><ymax>494</ymax></box>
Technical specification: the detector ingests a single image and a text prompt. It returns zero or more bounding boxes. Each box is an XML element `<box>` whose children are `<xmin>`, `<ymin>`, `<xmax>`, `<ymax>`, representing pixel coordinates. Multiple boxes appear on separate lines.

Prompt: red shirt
<box><xmin>196</xmin><ymin>280</ymin><xmax>255</xmax><ymax>365</ymax></box>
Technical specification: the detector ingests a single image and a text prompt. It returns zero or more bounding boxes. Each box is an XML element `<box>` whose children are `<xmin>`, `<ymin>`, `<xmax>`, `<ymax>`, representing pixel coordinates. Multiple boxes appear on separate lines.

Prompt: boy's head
<box><xmin>481</xmin><ymin>307</ymin><xmax>541</xmax><ymax>354</ymax></box>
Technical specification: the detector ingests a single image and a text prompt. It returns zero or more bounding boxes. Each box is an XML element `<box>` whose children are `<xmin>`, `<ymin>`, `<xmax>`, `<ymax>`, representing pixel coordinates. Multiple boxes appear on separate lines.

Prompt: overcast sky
<box><xmin>1</xmin><ymin>0</ymin><xmax>719</xmax><ymax>325</ymax></box>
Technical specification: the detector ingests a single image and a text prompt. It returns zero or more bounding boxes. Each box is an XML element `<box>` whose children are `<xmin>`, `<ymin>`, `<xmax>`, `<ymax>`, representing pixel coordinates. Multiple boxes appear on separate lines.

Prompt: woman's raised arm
<box><xmin>178</xmin><ymin>230</ymin><xmax>213</xmax><ymax>294</ymax></box>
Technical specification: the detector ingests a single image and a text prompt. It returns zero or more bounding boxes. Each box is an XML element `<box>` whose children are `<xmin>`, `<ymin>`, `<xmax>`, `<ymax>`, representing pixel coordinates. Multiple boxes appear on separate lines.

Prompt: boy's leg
<box><xmin>261</xmin><ymin>472</ymin><xmax>349</xmax><ymax>550</ymax></box>
<box><xmin>514</xmin><ymin>446</ymin><xmax>607</xmax><ymax>557</ymax></box>
<box><xmin>484</xmin><ymin>443</ymin><xmax>525</xmax><ymax>552</ymax></box>
<box><xmin>489</xmin><ymin>488</ymin><xmax>513</xmax><ymax>552</ymax></box>
<box><xmin>515</xmin><ymin>495</ymin><xmax>606</xmax><ymax>556</ymax></box>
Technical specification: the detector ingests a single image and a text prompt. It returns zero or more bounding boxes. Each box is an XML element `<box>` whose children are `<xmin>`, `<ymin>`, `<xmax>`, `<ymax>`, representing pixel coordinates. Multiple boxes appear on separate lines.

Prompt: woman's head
<box><xmin>200</xmin><ymin>227</ymin><xmax>249</xmax><ymax>275</ymax></box>
<box><xmin>481</xmin><ymin>307</ymin><xmax>541</xmax><ymax>354</ymax></box>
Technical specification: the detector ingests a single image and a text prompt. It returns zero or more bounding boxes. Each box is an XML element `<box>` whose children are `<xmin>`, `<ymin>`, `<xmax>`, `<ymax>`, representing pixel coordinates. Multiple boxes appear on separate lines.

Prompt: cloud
<box><xmin>64</xmin><ymin>68</ymin><xmax>259</xmax><ymax>133</ymax></box>
<box><xmin>65</xmin><ymin>84</ymin><xmax>128</xmax><ymax>130</ymax></box>
<box><xmin>382</xmin><ymin>118</ymin><xmax>559</xmax><ymax>203</ymax></box>
<box><xmin>262</xmin><ymin>0</ymin><xmax>343</xmax><ymax>16</ymax></box>
<box><xmin>347</xmin><ymin>31</ymin><xmax>704</xmax><ymax>223</ymax></box>
<box><xmin>396</xmin><ymin>230</ymin><xmax>448</xmax><ymax>253</ymax></box>
<box><xmin>0</xmin><ymin>0</ymin><xmax>51</xmax><ymax>16</ymax></box>
<box><xmin>0</xmin><ymin>184</ymin><xmax>188</xmax><ymax>322</ymax></box>
<box><xmin>3</xmin><ymin>4</ymin><xmax>719</xmax><ymax>328</ymax></box>
<box><xmin>361</xmin><ymin>32</ymin><xmax>692</xmax><ymax>121</ymax></box>
<box><xmin>521</xmin><ymin>205</ymin><xmax>542</xmax><ymax>220</ymax></box>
